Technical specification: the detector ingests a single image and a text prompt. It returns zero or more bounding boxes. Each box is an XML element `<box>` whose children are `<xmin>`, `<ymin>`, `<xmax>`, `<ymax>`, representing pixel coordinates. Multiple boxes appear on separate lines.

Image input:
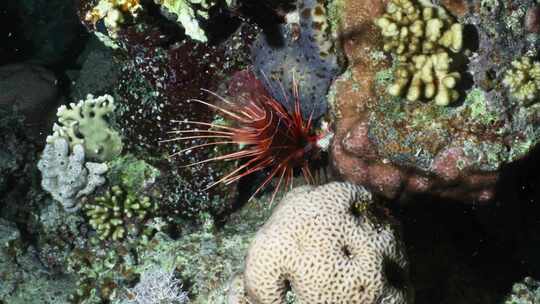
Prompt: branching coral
<box><xmin>503</xmin><ymin>56</ymin><xmax>540</xmax><ymax>105</ymax></box>
<box><xmin>84</xmin><ymin>186</ymin><xmax>155</xmax><ymax>241</ymax></box>
<box><xmin>376</xmin><ymin>0</ymin><xmax>462</xmax><ymax>61</ymax></box>
<box><xmin>85</xmin><ymin>0</ymin><xmax>142</xmax><ymax>38</ymax></box>
<box><xmin>375</xmin><ymin>0</ymin><xmax>464</xmax><ymax>106</ymax></box>
<box><xmin>389</xmin><ymin>52</ymin><xmax>461</xmax><ymax>106</ymax></box>
<box><xmin>49</xmin><ymin>94</ymin><xmax>123</xmax><ymax>162</ymax></box>
<box><xmin>124</xmin><ymin>267</ymin><xmax>189</xmax><ymax>304</ymax></box>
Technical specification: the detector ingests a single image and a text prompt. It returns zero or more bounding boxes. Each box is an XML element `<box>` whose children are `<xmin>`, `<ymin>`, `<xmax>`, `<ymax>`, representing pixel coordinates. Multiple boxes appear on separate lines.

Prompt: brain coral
<box><xmin>230</xmin><ymin>182</ymin><xmax>413</xmax><ymax>304</ymax></box>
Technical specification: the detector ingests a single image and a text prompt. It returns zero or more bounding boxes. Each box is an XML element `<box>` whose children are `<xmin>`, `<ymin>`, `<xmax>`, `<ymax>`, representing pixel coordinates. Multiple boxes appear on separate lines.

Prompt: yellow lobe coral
<box><xmin>503</xmin><ymin>56</ymin><xmax>540</xmax><ymax>105</ymax></box>
<box><xmin>375</xmin><ymin>0</ymin><xmax>464</xmax><ymax>106</ymax></box>
<box><xmin>389</xmin><ymin>52</ymin><xmax>460</xmax><ymax>106</ymax></box>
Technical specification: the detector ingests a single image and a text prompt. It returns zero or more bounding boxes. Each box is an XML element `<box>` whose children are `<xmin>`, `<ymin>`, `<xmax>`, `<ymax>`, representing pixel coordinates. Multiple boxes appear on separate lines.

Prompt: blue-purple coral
<box><xmin>251</xmin><ymin>0</ymin><xmax>340</xmax><ymax>120</ymax></box>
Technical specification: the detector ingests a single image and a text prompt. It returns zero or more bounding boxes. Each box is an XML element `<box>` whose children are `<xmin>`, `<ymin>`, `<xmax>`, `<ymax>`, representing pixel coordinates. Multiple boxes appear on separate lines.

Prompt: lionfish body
<box><xmin>168</xmin><ymin>71</ymin><xmax>332</xmax><ymax>202</ymax></box>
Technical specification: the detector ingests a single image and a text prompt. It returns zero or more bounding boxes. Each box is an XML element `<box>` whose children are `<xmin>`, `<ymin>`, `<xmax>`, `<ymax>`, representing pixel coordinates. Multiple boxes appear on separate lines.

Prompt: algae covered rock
<box><xmin>331</xmin><ymin>0</ymin><xmax>540</xmax><ymax>203</ymax></box>
<box><xmin>107</xmin><ymin>154</ymin><xmax>160</xmax><ymax>191</ymax></box>
<box><xmin>0</xmin><ymin>219</ymin><xmax>75</xmax><ymax>303</ymax></box>
<box><xmin>231</xmin><ymin>182</ymin><xmax>412</xmax><ymax>304</ymax></box>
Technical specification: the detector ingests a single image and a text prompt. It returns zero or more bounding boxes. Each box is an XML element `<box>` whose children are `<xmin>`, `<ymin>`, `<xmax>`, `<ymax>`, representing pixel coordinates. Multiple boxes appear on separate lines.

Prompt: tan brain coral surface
<box><xmin>230</xmin><ymin>182</ymin><xmax>412</xmax><ymax>304</ymax></box>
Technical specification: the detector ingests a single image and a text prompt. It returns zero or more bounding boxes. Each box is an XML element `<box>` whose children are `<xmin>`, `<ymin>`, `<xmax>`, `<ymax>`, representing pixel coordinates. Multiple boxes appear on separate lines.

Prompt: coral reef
<box><xmin>34</xmin><ymin>200</ymin><xmax>89</xmax><ymax>273</ymax></box>
<box><xmin>105</xmin><ymin>22</ymin><xmax>255</xmax><ymax>217</ymax></box>
<box><xmin>330</xmin><ymin>0</ymin><xmax>540</xmax><ymax>203</ymax></box>
<box><xmin>376</xmin><ymin>0</ymin><xmax>463</xmax><ymax>59</ymax></box>
<box><xmin>76</xmin><ymin>0</ymin><xmax>259</xmax><ymax>216</ymax></box>
<box><xmin>84</xmin><ymin>185</ymin><xmax>156</xmax><ymax>241</ymax></box>
<box><xmin>375</xmin><ymin>0</ymin><xmax>464</xmax><ymax>106</ymax></box>
<box><xmin>65</xmin><ymin>194</ymin><xmax>270</xmax><ymax>303</ymax></box>
<box><xmin>503</xmin><ymin>56</ymin><xmax>540</xmax><ymax>104</ymax></box>
<box><xmin>67</xmin><ymin>240</ymin><xmax>141</xmax><ymax>303</ymax></box>
<box><xmin>389</xmin><ymin>51</ymin><xmax>461</xmax><ymax>106</ymax></box>
<box><xmin>37</xmin><ymin>137</ymin><xmax>108</xmax><ymax>212</ymax></box>
<box><xmin>133</xmin><ymin>195</ymin><xmax>273</xmax><ymax>303</ymax></box>
<box><xmin>124</xmin><ymin>267</ymin><xmax>189</xmax><ymax>304</ymax></box>
<box><xmin>251</xmin><ymin>0</ymin><xmax>340</xmax><ymax>120</ymax></box>
<box><xmin>230</xmin><ymin>182</ymin><xmax>412</xmax><ymax>304</ymax></box>
<box><xmin>49</xmin><ymin>94</ymin><xmax>123</xmax><ymax>162</ymax></box>
<box><xmin>8</xmin><ymin>1</ymin><xmax>540</xmax><ymax>304</ymax></box>
<box><xmin>504</xmin><ymin>277</ymin><xmax>540</xmax><ymax>304</ymax></box>
<box><xmin>137</xmin><ymin>221</ymin><xmax>253</xmax><ymax>303</ymax></box>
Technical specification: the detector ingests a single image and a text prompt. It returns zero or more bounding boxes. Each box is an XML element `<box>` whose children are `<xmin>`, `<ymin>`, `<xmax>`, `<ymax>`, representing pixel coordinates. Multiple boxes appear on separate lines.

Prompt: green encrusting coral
<box><xmin>107</xmin><ymin>154</ymin><xmax>161</xmax><ymax>191</ymax></box>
